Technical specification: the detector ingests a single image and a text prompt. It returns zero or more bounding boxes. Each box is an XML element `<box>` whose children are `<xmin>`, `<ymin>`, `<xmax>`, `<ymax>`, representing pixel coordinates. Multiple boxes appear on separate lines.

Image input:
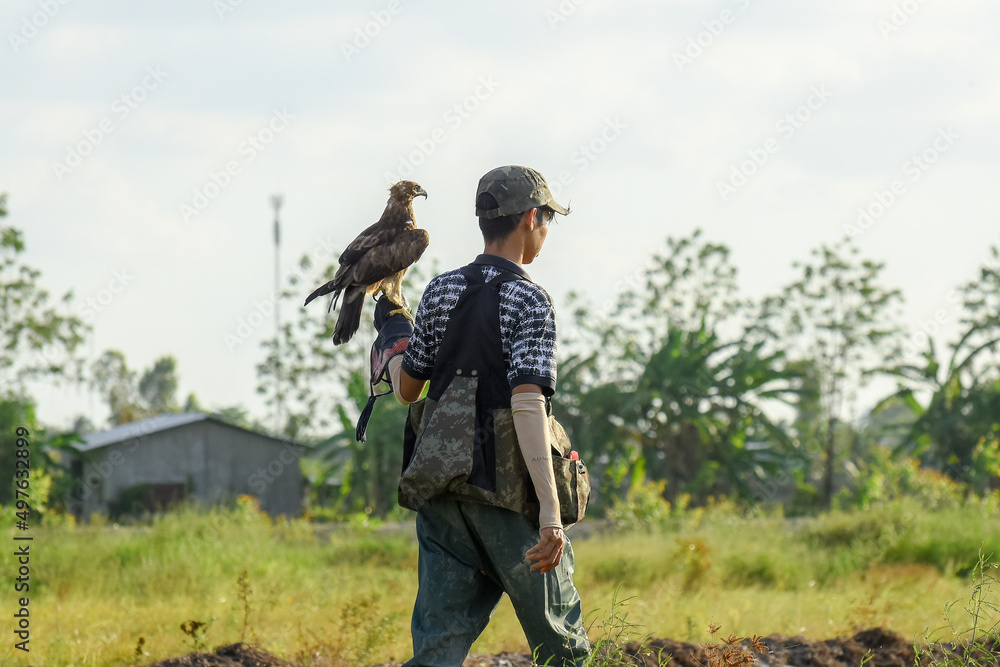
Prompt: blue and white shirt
<box><xmin>402</xmin><ymin>254</ymin><xmax>558</xmax><ymax>396</ymax></box>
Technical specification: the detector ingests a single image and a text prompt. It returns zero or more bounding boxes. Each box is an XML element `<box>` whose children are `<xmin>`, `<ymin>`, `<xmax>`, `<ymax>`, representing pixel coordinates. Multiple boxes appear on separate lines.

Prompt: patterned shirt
<box><xmin>402</xmin><ymin>254</ymin><xmax>558</xmax><ymax>395</ymax></box>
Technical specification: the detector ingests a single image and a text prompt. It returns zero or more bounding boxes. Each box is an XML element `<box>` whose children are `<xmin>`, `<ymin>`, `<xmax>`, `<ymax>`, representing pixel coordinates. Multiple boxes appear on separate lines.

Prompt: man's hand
<box><xmin>525</xmin><ymin>526</ymin><xmax>565</xmax><ymax>573</ymax></box>
<box><xmin>370</xmin><ymin>295</ymin><xmax>413</xmax><ymax>388</ymax></box>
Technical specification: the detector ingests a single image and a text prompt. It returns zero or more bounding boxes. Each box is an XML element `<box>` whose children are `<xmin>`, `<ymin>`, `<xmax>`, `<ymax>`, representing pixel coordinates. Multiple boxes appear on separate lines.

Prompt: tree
<box><xmin>556</xmin><ymin>230</ymin><xmax>806</xmax><ymax>506</ymax></box>
<box><xmin>753</xmin><ymin>239</ymin><xmax>905</xmax><ymax>507</ymax></box>
<box><xmin>0</xmin><ymin>192</ymin><xmax>88</xmax><ymax>391</ymax></box>
<box><xmin>183</xmin><ymin>393</ymin><xmax>268</xmax><ymax>433</ymax></box>
<box><xmin>558</xmin><ymin>321</ymin><xmax>806</xmax><ymax>506</ymax></box>
<box><xmin>138</xmin><ymin>356</ymin><xmax>179</xmax><ymax>414</ymax></box>
<box><xmin>91</xmin><ymin>350</ymin><xmax>139</xmax><ymax>422</ymax></box>
<box><xmin>626</xmin><ymin>323</ymin><xmax>805</xmax><ymax>502</ymax></box>
<box><xmin>90</xmin><ymin>350</ymin><xmax>181</xmax><ymax>425</ymax></box>
<box><xmin>0</xmin><ymin>193</ymin><xmax>89</xmax><ymax>507</ymax></box>
<box><xmin>551</xmin><ymin>352</ymin><xmax>635</xmax><ymax>510</ymax></box>
<box><xmin>875</xmin><ymin>244</ymin><xmax>1000</xmax><ymax>492</ymax></box>
<box><xmin>564</xmin><ymin>228</ymin><xmax>743</xmax><ymax>383</ymax></box>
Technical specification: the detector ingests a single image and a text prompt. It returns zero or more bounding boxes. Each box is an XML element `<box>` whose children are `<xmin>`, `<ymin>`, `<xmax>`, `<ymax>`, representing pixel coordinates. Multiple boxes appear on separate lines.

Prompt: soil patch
<box><xmin>144</xmin><ymin>629</ymin><xmax>999</xmax><ymax>667</ymax></box>
<box><xmin>629</xmin><ymin>628</ymin><xmax>998</xmax><ymax>667</ymax></box>
<box><xmin>146</xmin><ymin>642</ymin><xmax>295</xmax><ymax>667</ymax></box>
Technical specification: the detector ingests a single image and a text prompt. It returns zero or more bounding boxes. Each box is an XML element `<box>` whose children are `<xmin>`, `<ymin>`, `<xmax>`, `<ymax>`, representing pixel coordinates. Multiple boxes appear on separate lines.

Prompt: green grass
<box><xmin>1</xmin><ymin>497</ymin><xmax>998</xmax><ymax>666</ymax></box>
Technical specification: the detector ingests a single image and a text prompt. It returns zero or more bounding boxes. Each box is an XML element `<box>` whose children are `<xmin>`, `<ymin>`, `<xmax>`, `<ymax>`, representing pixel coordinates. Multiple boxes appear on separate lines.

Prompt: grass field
<box><xmin>2</xmin><ymin>496</ymin><xmax>999</xmax><ymax>667</ymax></box>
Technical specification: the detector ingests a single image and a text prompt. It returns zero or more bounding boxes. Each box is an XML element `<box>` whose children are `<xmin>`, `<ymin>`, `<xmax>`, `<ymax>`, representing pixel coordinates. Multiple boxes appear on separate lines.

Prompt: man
<box><xmin>368</xmin><ymin>165</ymin><xmax>590</xmax><ymax>666</ymax></box>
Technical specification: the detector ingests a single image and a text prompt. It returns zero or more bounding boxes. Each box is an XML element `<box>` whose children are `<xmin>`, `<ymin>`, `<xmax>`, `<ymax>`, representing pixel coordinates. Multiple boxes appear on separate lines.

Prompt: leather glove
<box><xmin>369</xmin><ymin>296</ymin><xmax>413</xmax><ymax>389</ymax></box>
<box><xmin>357</xmin><ymin>296</ymin><xmax>414</xmax><ymax>443</ymax></box>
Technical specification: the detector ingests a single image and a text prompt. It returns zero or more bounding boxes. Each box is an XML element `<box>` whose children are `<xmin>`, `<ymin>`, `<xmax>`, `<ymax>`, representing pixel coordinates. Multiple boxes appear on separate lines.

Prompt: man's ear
<box><xmin>523</xmin><ymin>208</ymin><xmax>539</xmax><ymax>231</ymax></box>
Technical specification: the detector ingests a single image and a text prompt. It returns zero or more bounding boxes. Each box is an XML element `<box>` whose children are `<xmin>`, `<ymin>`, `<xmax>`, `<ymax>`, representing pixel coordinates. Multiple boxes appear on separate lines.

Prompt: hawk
<box><xmin>304</xmin><ymin>180</ymin><xmax>429</xmax><ymax>345</ymax></box>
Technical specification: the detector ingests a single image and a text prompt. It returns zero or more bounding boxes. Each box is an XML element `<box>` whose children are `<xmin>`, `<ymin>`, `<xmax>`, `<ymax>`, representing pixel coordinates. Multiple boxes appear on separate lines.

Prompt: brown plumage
<box><xmin>304</xmin><ymin>180</ymin><xmax>429</xmax><ymax>345</ymax></box>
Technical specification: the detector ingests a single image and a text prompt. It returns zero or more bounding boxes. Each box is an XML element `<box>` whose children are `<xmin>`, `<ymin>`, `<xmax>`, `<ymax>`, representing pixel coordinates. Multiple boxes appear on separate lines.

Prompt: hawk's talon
<box><xmin>388</xmin><ymin>306</ymin><xmax>414</xmax><ymax>321</ymax></box>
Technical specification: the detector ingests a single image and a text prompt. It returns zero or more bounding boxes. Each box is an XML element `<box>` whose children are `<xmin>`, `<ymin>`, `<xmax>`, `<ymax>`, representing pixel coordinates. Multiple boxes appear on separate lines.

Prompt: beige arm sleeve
<box><xmin>387</xmin><ymin>356</ymin><xmax>414</xmax><ymax>405</ymax></box>
<box><xmin>510</xmin><ymin>392</ymin><xmax>562</xmax><ymax>531</ymax></box>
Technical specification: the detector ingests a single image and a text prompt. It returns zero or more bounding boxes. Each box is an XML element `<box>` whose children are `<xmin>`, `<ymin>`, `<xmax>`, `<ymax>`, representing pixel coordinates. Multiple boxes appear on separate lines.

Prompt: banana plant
<box><xmin>873</xmin><ymin>245</ymin><xmax>1000</xmax><ymax>491</ymax></box>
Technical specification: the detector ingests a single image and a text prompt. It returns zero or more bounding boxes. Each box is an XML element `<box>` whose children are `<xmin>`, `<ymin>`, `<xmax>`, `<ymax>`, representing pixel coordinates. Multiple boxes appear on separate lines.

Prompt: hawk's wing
<box><xmin>338</xmin><ymin>219</ymin><xmax>396</xmax><ymax>266</ymax></box>
<box><xmin>343</xmin><ymin>228</ymin><xmax>430</xmax><ymax>287</ymax></box>
<box><xmin>303</xmin><ymin>227</ymin><xmax>429</xmax><ymax>307</ymax></box>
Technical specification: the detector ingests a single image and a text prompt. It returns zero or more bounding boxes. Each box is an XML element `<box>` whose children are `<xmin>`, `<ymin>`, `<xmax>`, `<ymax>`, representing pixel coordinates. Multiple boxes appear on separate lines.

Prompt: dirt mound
<box><xmin>628</xmin><ymin>629</ymin><xmax>911</xmax><ymax>667</ymax></box>
<box><xmin>147</xmin><ymin>642</ymin><xmax>295</xmax><ymax>667</ymax></box>
<box><xmin>628</xmin><ymin>628</ymin><xmax>998</xmax><ymax>667</ymax></box>
<box><xmin>144</xmin><ymin>629</ymin><xmax>999</xmax><ymax>667</ymax></box>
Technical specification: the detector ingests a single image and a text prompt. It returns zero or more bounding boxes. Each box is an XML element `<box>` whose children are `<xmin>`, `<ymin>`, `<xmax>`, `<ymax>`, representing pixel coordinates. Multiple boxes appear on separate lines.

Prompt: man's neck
<box><xmin>482</xmin><ymin>240</ymin><xmax>524</xmax><ymax>267</ymax></box>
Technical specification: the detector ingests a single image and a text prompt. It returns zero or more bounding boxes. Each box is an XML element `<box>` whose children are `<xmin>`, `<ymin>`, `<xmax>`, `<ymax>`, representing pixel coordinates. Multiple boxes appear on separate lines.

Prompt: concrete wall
<box><xmin>201</xmin><ymin>421</ymin><xmax>304</xmax><ymax>516</ymax></box>
<box><xmin>72</xmin><ymin>420</ymin><xmax>305</xmax><ymax>519</ymax></box>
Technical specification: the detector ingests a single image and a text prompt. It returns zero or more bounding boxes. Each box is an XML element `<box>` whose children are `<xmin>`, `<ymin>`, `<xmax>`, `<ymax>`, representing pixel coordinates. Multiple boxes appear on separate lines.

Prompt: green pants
<box><xmin>404</xmin><ymin>496</ymin><xmax>591</xmax><ymax>667</ymax></box>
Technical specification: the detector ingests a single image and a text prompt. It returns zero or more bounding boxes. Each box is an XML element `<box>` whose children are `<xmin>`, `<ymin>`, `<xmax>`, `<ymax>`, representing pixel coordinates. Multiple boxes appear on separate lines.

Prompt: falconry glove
<box><xmin>356</xmin><ymin>296</ymin><xmax>414</xmax><ymax>442</ymax></box>
<box><xmin>371</xmin><ymin>295</ymin><xmax>413</xmax><ymax>385</ymax></box>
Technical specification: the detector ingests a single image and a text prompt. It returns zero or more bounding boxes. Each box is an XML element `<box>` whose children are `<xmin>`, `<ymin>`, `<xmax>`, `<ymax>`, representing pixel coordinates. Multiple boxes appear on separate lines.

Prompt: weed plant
<box><xmin>581</xmin><ymin>587</ymin><xmax>657</xmax><ymax>667</ymax></box>
<box><xmin>918</xmin><ymin>550</ymin><xmax>1000</xmax><ymax>667</ymax></box>
<box><xmin>704</xmin><ymin>623</ymin><xmax>768</xmax><ymax>667</ymax></box>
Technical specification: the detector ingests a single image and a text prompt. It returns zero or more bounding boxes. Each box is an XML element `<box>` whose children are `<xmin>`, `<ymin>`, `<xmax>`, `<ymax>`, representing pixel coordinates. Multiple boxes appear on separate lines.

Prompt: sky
<box><xmin>3</xmin><ymin>0</ymin><xmax>999</xmax><ymax>432</ymax></box>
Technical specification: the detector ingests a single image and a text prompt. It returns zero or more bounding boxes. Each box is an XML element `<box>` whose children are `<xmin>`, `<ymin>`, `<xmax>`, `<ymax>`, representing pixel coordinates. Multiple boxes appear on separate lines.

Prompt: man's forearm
<box><xmin>511</xmin><ymin>391</ymin><xmax>562</xmax><ymax>530</ymax></box>
<box><xmin>388</xmin><ymin>357</ymin><xmax>427</xmax><ymax>405</ymax></box>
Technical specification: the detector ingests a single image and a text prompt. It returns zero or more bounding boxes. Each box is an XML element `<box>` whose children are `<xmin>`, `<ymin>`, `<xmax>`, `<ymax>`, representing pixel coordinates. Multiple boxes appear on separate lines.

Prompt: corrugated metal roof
<box><xmin>79</xmin><ymin>412</ymin><xmax>208</xmax><ymax>452</ymax></box>
<box><xmin>79</xmin><ymin>412</ymin><xmax>314</xmax><ymax>452</ymax></box>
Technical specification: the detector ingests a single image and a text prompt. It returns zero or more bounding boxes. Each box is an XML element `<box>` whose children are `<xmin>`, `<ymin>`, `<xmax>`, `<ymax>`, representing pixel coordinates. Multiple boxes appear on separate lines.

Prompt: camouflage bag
<box><xmin>397</xmin><ymin>260</ymin><xmax>591</xmax><ymax>526</ymax></box>
<box><xmin>401</xmin><ymin>396</ymin><xmax>591</xmax><ymax>527</ymax></box>
<box><xmin>548</xmin><ymin>414</ymin><xmax>591</xmax><ymax>526</ymax></box>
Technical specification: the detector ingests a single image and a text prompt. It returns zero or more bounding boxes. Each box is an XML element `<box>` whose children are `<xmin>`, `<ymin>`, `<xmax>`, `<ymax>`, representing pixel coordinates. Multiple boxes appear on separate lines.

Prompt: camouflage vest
<box><xmin>398</xmin><ymin>263</ymin><xmax>544</xmax><ymax>520</ymax></box>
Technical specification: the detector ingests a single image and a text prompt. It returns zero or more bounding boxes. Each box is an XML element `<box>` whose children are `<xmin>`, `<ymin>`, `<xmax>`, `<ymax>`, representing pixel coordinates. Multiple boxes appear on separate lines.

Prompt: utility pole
<box><xmin>271</xmin><ymin>194</ymin><xmax>284</xmax><ymax>436</ymax></box>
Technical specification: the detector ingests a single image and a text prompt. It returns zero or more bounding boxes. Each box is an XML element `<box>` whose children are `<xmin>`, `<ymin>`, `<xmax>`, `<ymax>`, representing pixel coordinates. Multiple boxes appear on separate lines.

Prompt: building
<box><xmin>67</xmin><ymin>412</ymin><xmax>310</xmax><ymax>520</ymax></box>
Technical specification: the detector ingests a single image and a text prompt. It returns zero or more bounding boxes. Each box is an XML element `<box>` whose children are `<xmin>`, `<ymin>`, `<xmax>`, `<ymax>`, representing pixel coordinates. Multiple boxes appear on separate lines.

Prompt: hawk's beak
<box><xmin>416</xmin><ymin>186</ymin><xmax>428</xmax><ymax>199</ymax></box>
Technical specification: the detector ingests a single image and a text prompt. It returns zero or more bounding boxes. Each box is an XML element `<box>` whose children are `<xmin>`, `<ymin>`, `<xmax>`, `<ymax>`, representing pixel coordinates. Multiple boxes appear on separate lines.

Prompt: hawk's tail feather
<box><xmin>304</xmin><ymin>281</ymin><xmax>341</xmax><ymax>308</ymax></box>
<box><xmin>332</xmin><ymin>285</ymin><xmax>365</xmax><ymax>345</ymax></box>
<box><xmin>327</xmin><ymin>288</ymin><xmax>343</xmax><ymax>314</ymax></box>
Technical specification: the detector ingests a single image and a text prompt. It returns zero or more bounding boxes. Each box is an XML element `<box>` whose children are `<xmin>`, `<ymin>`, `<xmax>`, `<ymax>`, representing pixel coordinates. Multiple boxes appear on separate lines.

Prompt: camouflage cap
<box><xmin>475</xmin><ymin>165</ymin><xmax>569</xmax><ymax>220</ymax></box>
